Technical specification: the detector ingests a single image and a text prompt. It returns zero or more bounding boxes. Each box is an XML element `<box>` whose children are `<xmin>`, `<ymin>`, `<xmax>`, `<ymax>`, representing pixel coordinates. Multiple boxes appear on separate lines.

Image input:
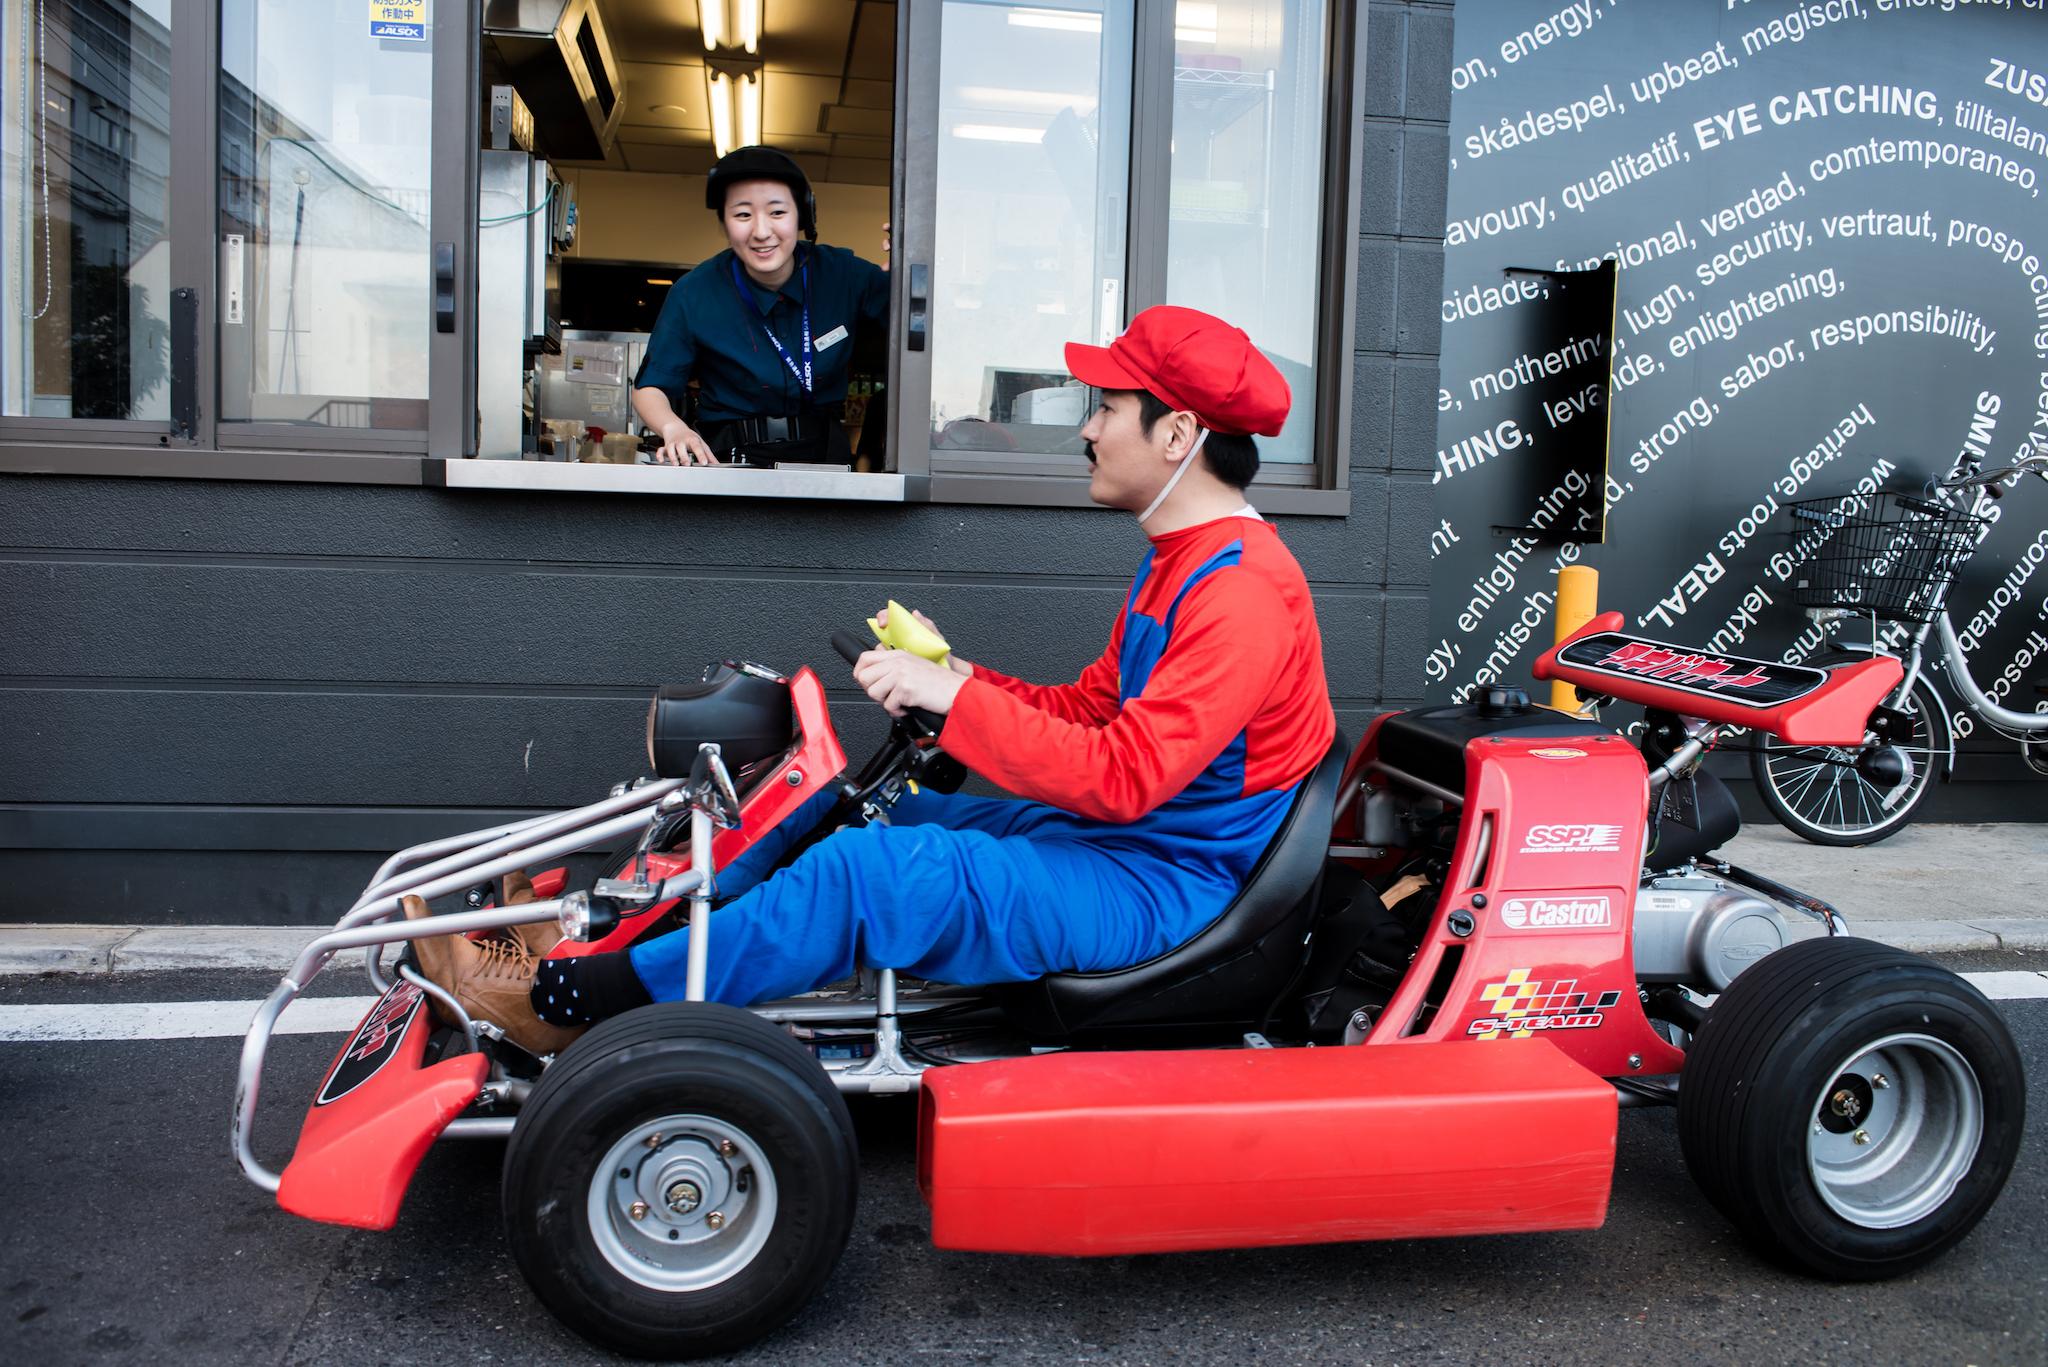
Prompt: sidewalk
<box><xmin>0</xmin><ymin>824</ymin><xmax>2040</xmax><ymax>974</ymax></box>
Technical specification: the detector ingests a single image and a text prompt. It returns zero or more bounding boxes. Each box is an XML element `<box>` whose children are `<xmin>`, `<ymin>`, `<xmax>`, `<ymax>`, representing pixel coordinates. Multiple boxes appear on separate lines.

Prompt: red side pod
<box><xmin>276</xmin><ymin>982</ymin><xmax>488</xmax><ymax>1230</ymax></box>
<box><xmin>1371</xmin><ymin>730</ymin><xmax>1684</xmax><ymax>1079</ymax></box>
<box><xmin>919</xmin><ymin>1040</ymin><xmax>1616</xmax><ymax>1256</ymax></box>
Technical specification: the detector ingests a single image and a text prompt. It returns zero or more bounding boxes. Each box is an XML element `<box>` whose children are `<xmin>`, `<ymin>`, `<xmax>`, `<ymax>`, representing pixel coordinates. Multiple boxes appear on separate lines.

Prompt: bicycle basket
<box><xmin>1780</xmin><ymin>490</ymin><xmax>1989</xmax><ymax>623</ymax></box>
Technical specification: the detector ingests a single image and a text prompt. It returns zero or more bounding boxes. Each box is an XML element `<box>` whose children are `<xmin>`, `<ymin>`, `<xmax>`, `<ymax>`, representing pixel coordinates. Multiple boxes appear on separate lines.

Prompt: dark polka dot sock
<box><xmin>531</xmin><ymin>953</ymin><xmax>654</xmax><ymax>1026</ymax></box>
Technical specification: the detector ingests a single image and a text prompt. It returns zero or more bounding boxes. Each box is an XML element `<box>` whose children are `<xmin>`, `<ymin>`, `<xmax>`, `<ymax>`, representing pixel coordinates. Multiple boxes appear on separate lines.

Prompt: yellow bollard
<box><xmin>1550</xmin><ymin>565</ymin><xmax>1599</xmax><ymax>711</ymax></box>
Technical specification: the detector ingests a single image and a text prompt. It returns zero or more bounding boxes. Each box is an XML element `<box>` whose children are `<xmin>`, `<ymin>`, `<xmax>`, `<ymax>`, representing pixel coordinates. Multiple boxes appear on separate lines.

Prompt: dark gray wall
<box><xmin>0</xmin><ymin>2</ymin><xmax>1451</xmax><ymax>925</ymax></box>
<box><xmin>1429</xmin><ymin>1</ymin><xmax>2047</xmax><ymax>820</ymax></box>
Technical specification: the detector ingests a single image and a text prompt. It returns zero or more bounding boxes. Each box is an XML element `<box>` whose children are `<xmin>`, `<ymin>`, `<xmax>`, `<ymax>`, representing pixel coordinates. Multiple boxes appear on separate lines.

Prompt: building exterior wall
<box><xmin>0</xmin><ymin>0</ymin><xmax>1460</xmax><ymax>936</ymax></box>
<box><xmin>1428</xmin><ymin>1</ymin><xmax>2048</xmax><ymax>820</ymax></box>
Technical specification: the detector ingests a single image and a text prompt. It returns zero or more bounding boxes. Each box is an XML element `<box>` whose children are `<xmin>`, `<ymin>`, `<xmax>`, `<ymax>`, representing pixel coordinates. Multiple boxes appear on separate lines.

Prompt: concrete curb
<box><xmin>0</xmin><ymin>926</ymin><xmax>366</xmax><ymax>976</ymax></box>
<box><xmin>1</xmin><ymin>919</ymin><xmax>2045</xmax><ymax>976</ymax></box>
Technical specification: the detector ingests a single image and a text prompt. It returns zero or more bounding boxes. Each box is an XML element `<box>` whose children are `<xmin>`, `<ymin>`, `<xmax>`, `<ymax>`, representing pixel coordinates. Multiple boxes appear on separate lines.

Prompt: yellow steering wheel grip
<box><xmin>867</xmin><ymin>599</ymin><xmax>952</xmax><ymax>665</ymax></box>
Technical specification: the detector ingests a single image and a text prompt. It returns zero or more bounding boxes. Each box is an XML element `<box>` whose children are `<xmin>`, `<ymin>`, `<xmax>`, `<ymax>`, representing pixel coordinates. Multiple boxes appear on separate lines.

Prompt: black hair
<box><xmin>706</xmin><ymin>145</ymin><xmax>818</xmax><ymax>240</ymax></box>
<box><xmin>1133</xmin><ymin>389</ymin><xmax>1259</xmax><ymax>490</ymax></box>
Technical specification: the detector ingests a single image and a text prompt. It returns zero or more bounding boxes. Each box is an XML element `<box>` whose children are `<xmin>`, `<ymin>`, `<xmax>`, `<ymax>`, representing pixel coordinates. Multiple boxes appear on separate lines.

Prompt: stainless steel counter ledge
<box><xmin>428</xmin><ymin>458</ymin><xmax>916</xmax><ymax>502</ymax></box>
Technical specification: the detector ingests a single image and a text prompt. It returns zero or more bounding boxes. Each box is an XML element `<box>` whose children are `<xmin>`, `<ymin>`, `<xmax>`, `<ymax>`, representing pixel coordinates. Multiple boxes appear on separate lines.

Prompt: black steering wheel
<box><xmin>830</xmin><ymin>629</ymin><xmax>949</xmax><ymax>739</ymax></box>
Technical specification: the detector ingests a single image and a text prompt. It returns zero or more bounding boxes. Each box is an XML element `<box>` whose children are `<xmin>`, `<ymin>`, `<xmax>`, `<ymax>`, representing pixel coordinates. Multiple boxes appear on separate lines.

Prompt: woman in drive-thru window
<box><xmin>631</xmin><ymin>145</ymin><xmax>888</xmax><ymax>468</ymax></box>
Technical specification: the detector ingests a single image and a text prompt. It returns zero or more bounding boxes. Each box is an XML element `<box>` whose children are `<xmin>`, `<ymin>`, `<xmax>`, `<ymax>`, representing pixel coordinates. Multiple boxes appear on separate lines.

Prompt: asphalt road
<box><xmin>2</xmin><ymin>957</ymin><xmax>2044</xmax><ymax>1367</ymax></box>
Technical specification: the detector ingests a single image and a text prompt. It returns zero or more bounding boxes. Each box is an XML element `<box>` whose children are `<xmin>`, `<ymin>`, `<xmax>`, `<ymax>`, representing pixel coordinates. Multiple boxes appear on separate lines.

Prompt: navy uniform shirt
<box><xmin>634</xmin><ymin>242</ymin><xmax>888</xmax><ymax>426</ymax></box>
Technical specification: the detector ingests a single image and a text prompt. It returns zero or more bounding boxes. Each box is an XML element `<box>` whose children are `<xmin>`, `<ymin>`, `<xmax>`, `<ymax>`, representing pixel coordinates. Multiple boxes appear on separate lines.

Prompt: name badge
<box><xmin>815</xmin><ymin>324</ymin><xmax>850</xmax><ymax>352</ymax></box>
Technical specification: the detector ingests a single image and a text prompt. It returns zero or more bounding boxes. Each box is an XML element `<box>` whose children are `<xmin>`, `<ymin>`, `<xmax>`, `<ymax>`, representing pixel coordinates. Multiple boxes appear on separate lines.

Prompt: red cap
<box><xmin>1064</xmin><ymin>305</ymin><xmax>1290</xmax><ymax>437</ymax></box>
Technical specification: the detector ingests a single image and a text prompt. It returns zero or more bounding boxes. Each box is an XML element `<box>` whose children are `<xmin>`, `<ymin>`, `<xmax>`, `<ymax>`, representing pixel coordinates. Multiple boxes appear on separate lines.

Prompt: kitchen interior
<box><xmin>476</xmin><ymin>0</ymin><xmax>896</xmax><ymax>468</ymax></box>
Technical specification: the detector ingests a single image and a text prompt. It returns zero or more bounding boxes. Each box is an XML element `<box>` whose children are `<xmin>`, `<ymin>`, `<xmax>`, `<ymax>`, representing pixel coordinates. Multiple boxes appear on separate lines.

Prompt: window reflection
<box><xmin>218</xmin><ymin>0</ymin><xmax>431</xmax><ymax>429</ymax></box>
<box><xmin>1167</xmin><ymin>0</ymin><xmax>1325</xmax><ymax>465</ymax></box>
<box><xmin>2</xmin><ymin>0</ymin><xmax>173</xmax><ymax>421</ymax></box>
<box><xmin>929</xmin><ymin>1</ymin><xmax>1132</xmax><ymax>458</ymax></box>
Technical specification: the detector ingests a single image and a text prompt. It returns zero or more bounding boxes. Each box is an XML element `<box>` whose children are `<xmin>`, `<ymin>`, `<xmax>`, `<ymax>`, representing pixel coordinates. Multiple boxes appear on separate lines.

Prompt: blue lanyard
<box><xmin>730</xmin><ymin>254</ymin><xmax>813</xmax><ymax>396</ymax></box>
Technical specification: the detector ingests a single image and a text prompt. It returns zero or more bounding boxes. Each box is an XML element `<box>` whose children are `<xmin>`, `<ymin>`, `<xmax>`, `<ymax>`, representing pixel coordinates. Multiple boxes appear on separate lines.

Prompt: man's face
<box><xmin>722</xmin><ymin>179</ymin><xmax>799</xmax><ymax>280</ymax></box>
<box><xmin>1078</xmin><ymin>391</ymin><xmax>1174</xmax><ymax>512</ymax></box>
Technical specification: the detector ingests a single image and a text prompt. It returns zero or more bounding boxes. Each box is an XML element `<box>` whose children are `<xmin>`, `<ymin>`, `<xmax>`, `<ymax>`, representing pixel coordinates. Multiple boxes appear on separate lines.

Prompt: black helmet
<box><xmin>705</xmin><ymin>145</ymin><xmax>817</xmax><ymax>241</ymax></box>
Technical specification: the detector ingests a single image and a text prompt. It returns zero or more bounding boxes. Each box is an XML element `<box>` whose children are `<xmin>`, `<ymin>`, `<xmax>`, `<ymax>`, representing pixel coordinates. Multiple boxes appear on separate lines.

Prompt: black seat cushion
<box><xmin>995</xmin><ymin>734</ymin><xmax>1350</xmax><ymax>1040</ymax></box>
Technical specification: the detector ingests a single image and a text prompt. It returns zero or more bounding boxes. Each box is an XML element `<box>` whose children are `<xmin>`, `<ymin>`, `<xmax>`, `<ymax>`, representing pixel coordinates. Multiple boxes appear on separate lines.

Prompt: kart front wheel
<box><xmin>1678</xmin><ymin>937</ymin><xmax>2023</xmax><ymax>1279</ymax></box>
<box><xmin>502</xmin><ymin>1002</ymin><xmax>858</xmax><ymax>1359</ymax></box>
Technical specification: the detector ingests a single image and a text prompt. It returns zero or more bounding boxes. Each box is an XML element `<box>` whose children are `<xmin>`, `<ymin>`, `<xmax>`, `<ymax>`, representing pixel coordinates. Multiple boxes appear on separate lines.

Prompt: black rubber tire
<box><xmin>502</xmin><ymin>1002</ymin><xmax>858</xmax><ymax>1359</ymax></box>
<box><xmin>1748</xmin><ymin>658</ymin><xmax>1947</xmax><ymax>847</ymax></box>
<box><xmin>1678</xmin><ymin>937</ymin><xmax>2024</xmax><ymax>1280</ymax></box>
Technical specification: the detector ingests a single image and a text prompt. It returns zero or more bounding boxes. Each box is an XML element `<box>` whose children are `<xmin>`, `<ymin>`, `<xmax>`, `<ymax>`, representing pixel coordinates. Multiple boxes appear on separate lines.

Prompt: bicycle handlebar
<box><xmin>1939</xmin><ymin>435</ymin><xmax>2048</xmax><ymax>492</ymax></box>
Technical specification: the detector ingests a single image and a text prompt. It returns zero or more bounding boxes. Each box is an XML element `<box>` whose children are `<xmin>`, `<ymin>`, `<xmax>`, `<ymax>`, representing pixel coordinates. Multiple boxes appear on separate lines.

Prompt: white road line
<box><xmin>1</xmin><ymin>973</ymin><xmax>2045</xmax><ymax>1044</ymax></box>
<box><xmin>1958</xmin><ymin>971</ymin><xmax>2048</xmax><ymax>1001</ymax></box>
<box><xmin>0</xmin><ymin>996</ymin><xmax>381</xmax><ymax>1042</ymax></box>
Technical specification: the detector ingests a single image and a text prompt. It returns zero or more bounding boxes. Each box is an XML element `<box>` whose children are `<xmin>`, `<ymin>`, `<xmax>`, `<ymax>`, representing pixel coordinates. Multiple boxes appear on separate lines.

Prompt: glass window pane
<box><xmin>218</xmin><ymin>0</ymin><xmax>431</xmax><ymax>430</ymax></box>
<box><xmin>1166</xmin><ymin>0</ymin><xmax>1325</xmax><ymax>465</ymax></box>
<box><xmin>928</xmin><ymin>0</ymin><xmax>1132</xmax><ymax>459</ymax></box>
<box><xmin>2</xmin><ymin>0</ymin><xmax>174</xmax><ymax>421</ymax></box>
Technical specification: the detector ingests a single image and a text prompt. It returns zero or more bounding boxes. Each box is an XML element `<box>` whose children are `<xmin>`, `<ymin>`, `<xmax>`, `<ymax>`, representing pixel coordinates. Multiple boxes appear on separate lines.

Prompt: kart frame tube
<box><xmin>233</xmin><ymin>782</ymin><xmax>688</xmax><ymax>1193</ymax></box>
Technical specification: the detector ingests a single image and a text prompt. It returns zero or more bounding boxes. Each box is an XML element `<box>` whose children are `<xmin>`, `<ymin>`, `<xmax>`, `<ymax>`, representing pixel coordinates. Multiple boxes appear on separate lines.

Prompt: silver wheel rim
<box><xmin>587</xmin><ymin>1113</ymin><xmax>778</xmax><ymax>1292</ymax></box>
<box><xmin>1805</xmin><ymin>1032</ymin><xmax>1982</xmax><ymax>1230</ymax></box>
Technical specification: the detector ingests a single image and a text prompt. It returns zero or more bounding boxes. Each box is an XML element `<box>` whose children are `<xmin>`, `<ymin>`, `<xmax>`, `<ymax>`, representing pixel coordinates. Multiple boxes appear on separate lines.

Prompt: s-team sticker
<box><xmin>1467</xmin><ymin>969</ymin><xmax>1624</xmax><ymax>1040</ymax></box>
<box><xmin>1520</xmin><ymin>823</ymin><xmax>1625</xmax><ymax>854</ymax></box>
<box><xmin>1529</xmin><ymin>746</ymin><xmax>1588</xmax><ymax>759</ymax></box>
<box><xmin>1499</xmin><ymin>894</ymin><xmax>1612</xmax><ymax>929</ymax></box>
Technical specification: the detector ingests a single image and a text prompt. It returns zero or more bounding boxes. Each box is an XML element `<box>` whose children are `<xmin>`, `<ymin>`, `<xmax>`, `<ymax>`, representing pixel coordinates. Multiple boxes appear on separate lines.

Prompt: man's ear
<box><xmin>1169</xmin><ymin>411</ymin><xmax>1202</xmax><ymax>458</ymax></box>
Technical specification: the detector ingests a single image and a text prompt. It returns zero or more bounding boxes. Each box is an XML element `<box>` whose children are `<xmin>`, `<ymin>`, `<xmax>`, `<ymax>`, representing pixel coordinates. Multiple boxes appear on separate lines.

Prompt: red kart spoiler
<box><xmin>919</xmin><ymin>1038</ymin><xmax>1616</xmax><ymax>1256</ymax></box>
<box><xmin>1534</xmin><ymin>611</ymin><xmax>1901</xmax><ymax>745</ymax></box>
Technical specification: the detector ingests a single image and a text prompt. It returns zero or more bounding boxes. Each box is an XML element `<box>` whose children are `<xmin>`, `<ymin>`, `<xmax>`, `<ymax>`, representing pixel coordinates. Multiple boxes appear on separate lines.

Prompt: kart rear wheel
<box><xmin>1747</xmin><ymin>663</ymin><xmax>1945</xmax><ymax>846</ymax></box>
<box><xmin>502</xmin><ymin>1002</ymin><xmax>858</xmax><ymax>1359</ymax></box>
<box><xmin>1678</xmin><ymin>937</ymin><xmax>2023</xmax><ymax>1280</ymax></box>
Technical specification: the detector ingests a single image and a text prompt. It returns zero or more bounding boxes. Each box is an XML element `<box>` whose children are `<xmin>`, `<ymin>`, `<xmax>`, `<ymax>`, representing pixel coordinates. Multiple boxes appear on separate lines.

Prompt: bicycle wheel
<box><xmin>1749</xmin><ymin>659</ymin><xmax>1947</xmax><ymax>846</ymax></box>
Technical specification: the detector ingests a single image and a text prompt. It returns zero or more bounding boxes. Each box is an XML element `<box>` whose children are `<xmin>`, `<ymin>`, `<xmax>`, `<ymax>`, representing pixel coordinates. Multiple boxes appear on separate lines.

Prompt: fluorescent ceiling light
<box><xmin>1175</xmin><ymin>2</ymin><xmax>1216</xmax><ymax>43</ymax></box>
<box><xmin>952</xmin><ymin>123</ymin><xmax>1047</xmax><ymax>143</ymax></box>
<box><xmin>647</xmin><ymin>277</ymin><xmax>676</xmax><ymax>285</ymax></box>
<box><xmin>955</xmin><ymin>85</ymin><xmax>1099</xmax><ymax>112</ymax></box>
<box><xmin>707</xmin><ymin>69</ymin><xmax>736</xmax><ymax>156</ymax></box>
<box><xmin>1006</xmin><ymin>9</ymin><xmax>1102</xmax><ymax>33</ymax></box>
<box><xmin>1175</xmin><ymin>26</ymin><xmax>1216</xmax><ymax>42</ymax></box>
<box><xmin>738</xmin><ymin>71</ymin><xmax>761</xmax><ymax>149</ymax></box>
<box><xmin>699</xmin><ymin>0</ymin><xmax>759</xmax><ymax>54</ymax></box>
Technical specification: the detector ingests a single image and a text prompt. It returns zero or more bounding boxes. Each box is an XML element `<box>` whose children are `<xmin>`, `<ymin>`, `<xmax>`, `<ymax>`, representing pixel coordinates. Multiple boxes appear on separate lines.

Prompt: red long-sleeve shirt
<box><xmin>943</xmin><ymin>515</ymin><xmax>1334</xmax><ymax>828</ymax></box>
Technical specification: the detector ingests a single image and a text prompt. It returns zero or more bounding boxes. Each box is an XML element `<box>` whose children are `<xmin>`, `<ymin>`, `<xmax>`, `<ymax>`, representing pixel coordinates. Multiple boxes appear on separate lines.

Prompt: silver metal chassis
<box><xmin>233</xmin><ymin>777</ymin><xmax>692</xmax><ymax>1194</ymax></box>
<box><xmin>236</xmin><ymin>705</ymin><xmax>1871</xmax><ymax>1208</ymax></box>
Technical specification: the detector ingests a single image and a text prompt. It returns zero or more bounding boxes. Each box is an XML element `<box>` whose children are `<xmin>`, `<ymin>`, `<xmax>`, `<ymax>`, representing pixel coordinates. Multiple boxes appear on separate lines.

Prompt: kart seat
<box><xmin>994</xmin><ymin>733</ymin><xmax>1349</xmax><ymax>1040</ymax></box>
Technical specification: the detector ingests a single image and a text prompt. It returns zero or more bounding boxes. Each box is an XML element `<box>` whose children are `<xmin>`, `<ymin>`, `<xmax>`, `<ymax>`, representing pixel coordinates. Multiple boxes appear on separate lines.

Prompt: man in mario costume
<box><xmin>408</xmin><ymin>304</ymin><xmax>1336</xmax><ymax>1054</ymax></box>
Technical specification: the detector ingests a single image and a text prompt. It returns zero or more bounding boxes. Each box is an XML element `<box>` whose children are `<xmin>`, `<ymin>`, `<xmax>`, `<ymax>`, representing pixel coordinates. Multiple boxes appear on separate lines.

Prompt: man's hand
<box><xmin>854</xmin><ymin>647</ymin><xmax>968</xmax><ymax>718</ymax></box>
<box><xmin>874</xmin><ymin>604</ymin><xmax>973</xmax><ymax>677</ymax></box>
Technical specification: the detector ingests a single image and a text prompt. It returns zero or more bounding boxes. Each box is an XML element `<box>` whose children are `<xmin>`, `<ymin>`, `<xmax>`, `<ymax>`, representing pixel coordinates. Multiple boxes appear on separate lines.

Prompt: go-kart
<box><xmin>232</xmin><ymin>612</ymin><xmax>2026</xmax><ymax>1359</ymax></box>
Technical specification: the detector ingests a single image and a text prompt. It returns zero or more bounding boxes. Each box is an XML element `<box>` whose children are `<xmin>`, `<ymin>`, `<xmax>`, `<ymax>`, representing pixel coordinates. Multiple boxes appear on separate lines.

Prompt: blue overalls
<box><xmin>626</xmin><ymin>542</ymin><xmax>1299</xmax><ymax>1007</ymax></box>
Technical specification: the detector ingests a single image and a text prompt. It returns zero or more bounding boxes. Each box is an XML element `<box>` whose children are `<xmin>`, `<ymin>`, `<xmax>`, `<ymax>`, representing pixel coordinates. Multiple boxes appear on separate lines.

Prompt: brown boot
<box><xmin>403</xmin><ymin>895</ymin><xmax>586</xmax><ymax>1058</ymax></box>
<box><xmin>498</xmin><ymin>870</ymin><xmax>565</xmax><ymax>959</ymax></box>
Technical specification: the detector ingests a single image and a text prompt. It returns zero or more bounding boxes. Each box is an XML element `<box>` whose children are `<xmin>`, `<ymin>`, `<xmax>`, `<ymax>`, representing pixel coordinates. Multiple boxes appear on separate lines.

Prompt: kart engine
<box><xmin>1630</xmin><ymin>875</ymin><xmax>1793</xmax><ymax>991</ymax></box>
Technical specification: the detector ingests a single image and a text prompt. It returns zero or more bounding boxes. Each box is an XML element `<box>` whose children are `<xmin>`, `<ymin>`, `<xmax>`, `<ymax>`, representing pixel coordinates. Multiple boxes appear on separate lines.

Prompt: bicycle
<box><xmin>1749</xmin><ymin>433</ymin><xmax>2048</xmax><ymax>845</ymax></box>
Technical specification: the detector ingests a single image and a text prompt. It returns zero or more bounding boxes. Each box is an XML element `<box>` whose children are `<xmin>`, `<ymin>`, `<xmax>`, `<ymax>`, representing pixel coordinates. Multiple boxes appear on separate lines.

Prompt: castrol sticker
<box><xmin>1520</xmin><ymin>823</ymin><xmax>1625</xmax><ymax>854</ymax></box>
<box><xmin>1499</xmin><ymin>895</ymin><xmax>1612</xmax><ymax>930</ymax></box>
